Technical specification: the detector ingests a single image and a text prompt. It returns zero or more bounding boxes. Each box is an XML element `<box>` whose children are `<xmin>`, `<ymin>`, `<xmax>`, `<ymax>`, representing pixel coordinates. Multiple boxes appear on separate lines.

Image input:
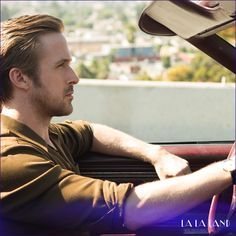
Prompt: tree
<box><xmin>75</xmin><ymin>63</ymin><xmax>95</xmax><ymax>79</ymax></box>
<box><xmin>97</xmin><ymin>8</ymin><xmax>113</xmax><ymax>20</ymax></box>
<box><xmin>162</xmin><ymin>56</ymin><xmax>171</xmax><ymax>69</ymax></box>
<box><xmin>164</xmin><ymin>65</ymin><xmax>192</xmax><ymax>82</ymax></box>
<box><xmin>134</xmin><ymin>71</ymin><xmax>152</xmax><ymax>81</ymax></box>
<box><xmin>218</xmin><ymin>26</ymin><xmax>235</xmax><ymax>44</ymax></box>
<box><xmin>124</xmin><ymin>23</ymin><xmax>137</xmax><ymax>44</ymax></box>
<box><xmin>75</xmin><ymin>57</ymin><xmax>111</xmax><ymax>80</ymax></box>
<box><xmin>190</xmin><ymin>52</ymin><xmax>235</xmax><ymax>82</ymax></box>
<box><xmin>90</xmin><ymin>58</ymin><xmax>110</xmax><ymax>80</ymax></box>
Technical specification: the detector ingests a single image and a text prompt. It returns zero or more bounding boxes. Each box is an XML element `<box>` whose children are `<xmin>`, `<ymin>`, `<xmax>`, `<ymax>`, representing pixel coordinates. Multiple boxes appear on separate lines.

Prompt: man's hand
<box><xmin>222</xmin><ymin>142</ymin><xmax>235</xmax><ymax>183</ymax></box>
<box><xmin>150</xmin><ymin>146</ymin><xmax>191</xmax><ymax>180</ymax></box>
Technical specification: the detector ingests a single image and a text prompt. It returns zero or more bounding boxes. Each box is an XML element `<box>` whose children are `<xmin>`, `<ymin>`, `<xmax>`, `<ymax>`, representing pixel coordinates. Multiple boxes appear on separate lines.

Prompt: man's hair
<box><xmin>0</xmin><ymin>14</ymin><xmax>64</xmax><ymax>104</ymax></box>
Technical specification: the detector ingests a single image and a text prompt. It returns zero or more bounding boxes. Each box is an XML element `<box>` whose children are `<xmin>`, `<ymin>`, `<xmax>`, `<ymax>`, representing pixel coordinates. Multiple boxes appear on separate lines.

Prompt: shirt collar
<box><xmin>1</xmin><ymin>114</ymin><xmax>58</xmax><ymax>151</ymax></box>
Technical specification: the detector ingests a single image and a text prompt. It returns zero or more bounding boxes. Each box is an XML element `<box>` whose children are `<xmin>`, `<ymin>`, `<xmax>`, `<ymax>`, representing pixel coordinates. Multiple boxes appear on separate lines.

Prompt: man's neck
<box><xmin>2</xmin><ymin>106</ymin><xmax>53</xmax><ymax>146</ymax></box>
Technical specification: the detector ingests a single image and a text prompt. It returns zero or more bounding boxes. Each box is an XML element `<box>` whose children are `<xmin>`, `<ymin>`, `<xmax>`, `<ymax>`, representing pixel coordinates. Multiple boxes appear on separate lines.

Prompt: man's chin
<box><xmin>54</xmin><ymin>106</ymin><xmax>73</xmax><ymax>117</ymax></box>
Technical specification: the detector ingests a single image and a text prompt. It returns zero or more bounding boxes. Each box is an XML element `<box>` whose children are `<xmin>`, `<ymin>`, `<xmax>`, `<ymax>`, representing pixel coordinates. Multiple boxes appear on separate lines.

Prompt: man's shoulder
<box><xmin>49</xmin><ymin>119</ymin><xmax>93</xmax><ymax>135</ymax></box>
<box><xmin>0</xmin><ymin>132</ymin><xmax>47</xmax><ymax>158</ymax></box>
<box><xmin>0</xmin><ymin>125</ymin><xmax>22</xmax><ymax>152</ymax></box>
<box><xmin>1</xmin><ymin>116</ymin><xmax>11</xmax><ymax>137</ymax></box>
<box><xmin>50</xmin><ymin>119</ymin><xmax>89</xmax><ymax>128</ymax></box>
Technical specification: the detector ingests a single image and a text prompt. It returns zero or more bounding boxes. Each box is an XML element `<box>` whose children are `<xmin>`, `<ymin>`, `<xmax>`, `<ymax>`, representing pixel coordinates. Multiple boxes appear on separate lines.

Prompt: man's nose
<box><xmin>73</xmin><ymin>74</ymin><xmax>80</xmax><ymax>85</ymax></box>
<box><xmin>69</xmin><ymin>70</ymin><xmax>80</xmax><ymax>85</ymax></box>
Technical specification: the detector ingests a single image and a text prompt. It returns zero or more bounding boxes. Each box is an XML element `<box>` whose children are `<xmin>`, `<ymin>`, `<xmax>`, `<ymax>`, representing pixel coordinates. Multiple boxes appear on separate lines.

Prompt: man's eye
<box><xmin>58</xmin><ymin>63</ymin><xmax>65</xmax><ymax>67</ymax></box>
<box><xmin>57</xmin><ymin>61</ymin><xmax>71</xmax><ymax>68</ymax></box>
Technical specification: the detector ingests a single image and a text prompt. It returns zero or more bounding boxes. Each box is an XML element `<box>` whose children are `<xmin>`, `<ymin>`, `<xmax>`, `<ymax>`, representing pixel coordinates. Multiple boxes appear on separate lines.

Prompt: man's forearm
<box><xmin>124</xmin><ymin>160</ymin><xmax>232</xmax><ymax>230</ymax></box>
<box><xmin>91</xmin><ymin>123</ymin><xmax>160</xmax><ymax>163</ymax></box>
<box><xmin>91</xmin><ymin>123</ymin><xmax>190</xmax><ymax>179</ymax></box>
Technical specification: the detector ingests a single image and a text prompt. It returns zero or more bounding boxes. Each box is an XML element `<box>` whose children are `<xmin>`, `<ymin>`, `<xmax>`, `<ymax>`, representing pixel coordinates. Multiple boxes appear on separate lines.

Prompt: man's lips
<box><xmin>65</xmin><ymin>93</ymin><xmax>74</xmax><ymax>99</ymax></box>
<box><xmin>66</xmin><ymin>91</ymin><xmax>74</xmax><ymax>96</ymax></box>
<box><xmin>65</xmin><ymin>87</ymin><xmax>74</xmax><ymax>98</ymax></box>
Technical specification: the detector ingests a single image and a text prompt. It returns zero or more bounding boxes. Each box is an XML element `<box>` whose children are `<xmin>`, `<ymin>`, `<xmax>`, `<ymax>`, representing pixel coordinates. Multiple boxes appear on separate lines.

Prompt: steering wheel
<box><xmin>208</xmin><ymin>142</ymin><xmax>235</xmax><ymax>234</ymax></box>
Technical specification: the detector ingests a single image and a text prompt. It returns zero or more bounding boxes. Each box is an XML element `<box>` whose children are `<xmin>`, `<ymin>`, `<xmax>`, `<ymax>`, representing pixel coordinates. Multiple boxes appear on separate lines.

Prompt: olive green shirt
<box><xmin>0</xmin><ymin>114</ymin><xmax>133</xmax><ymax>235</ymax></box>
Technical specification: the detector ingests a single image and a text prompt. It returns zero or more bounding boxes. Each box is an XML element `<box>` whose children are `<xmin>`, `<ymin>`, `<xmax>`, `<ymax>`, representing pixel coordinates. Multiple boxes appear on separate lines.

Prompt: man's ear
<box><xmin>8</xmin><ymin>68</ymin><xmax>31</xmax><ymax>90</ymax></box>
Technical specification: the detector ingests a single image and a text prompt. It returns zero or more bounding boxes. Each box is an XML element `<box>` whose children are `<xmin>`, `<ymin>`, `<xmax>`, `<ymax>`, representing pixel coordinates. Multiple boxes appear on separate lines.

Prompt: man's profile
<box><xmin>0</xmin><ymin>14</ymin><xmax>235</xmax><ymax>236</ymax></box>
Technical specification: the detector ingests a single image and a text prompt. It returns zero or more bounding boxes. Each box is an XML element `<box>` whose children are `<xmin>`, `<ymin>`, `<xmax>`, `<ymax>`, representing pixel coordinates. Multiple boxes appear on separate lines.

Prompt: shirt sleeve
<box><xmin>1</xmin><ymin>146</ymin><xmax>134</xmax><ymax>233</ymax></box>
<box><xmin>50</xmin><ymin>120</ymin><xmax>94</xmax><ymax>161</ymax></box>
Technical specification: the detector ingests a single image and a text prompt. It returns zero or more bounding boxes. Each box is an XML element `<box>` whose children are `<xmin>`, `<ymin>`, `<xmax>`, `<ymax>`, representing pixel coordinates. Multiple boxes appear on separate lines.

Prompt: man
<box><xmin>0</xmin><ymin>15</ymin><xmax>235</xmax><ymax>235</ymax></box>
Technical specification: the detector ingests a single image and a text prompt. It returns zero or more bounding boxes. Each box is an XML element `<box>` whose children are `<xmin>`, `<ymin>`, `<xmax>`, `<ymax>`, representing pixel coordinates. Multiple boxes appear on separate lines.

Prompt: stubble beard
<box><xmin>31</xmin><ymin>82</ymin><xmax>73</xmax><ymax>118</ymax></box>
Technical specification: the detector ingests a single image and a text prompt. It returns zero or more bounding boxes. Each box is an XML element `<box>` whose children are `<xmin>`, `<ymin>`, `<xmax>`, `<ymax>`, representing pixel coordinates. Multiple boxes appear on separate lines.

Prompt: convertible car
<box><xmin>79</xmin><ymin>1</ymin><xmax>235</xmax><ymax>235</ymax></box>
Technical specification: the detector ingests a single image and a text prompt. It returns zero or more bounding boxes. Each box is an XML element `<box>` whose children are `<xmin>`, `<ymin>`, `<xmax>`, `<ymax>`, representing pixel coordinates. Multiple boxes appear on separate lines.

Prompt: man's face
<box><xmin>30</xmin><ymin>32</ymin><xmax>79</xmax><ymax>118</ymax></box>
